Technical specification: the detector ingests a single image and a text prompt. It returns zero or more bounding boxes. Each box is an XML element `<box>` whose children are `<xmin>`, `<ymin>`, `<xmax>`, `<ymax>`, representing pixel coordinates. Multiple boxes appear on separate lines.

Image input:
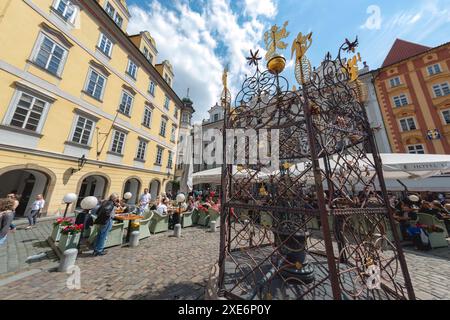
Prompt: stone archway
<box><xmin>149</xmin><ymin>179</ymin><xmax>161</xmax><ymax>200</ymax></box>
<box><xmin>122</xmin><ymin>176</ymin><xmax>142</xmax><ymax>205</ymax></box>
<box><xmin>0</xmin><ymin>164</ymin><xmax>57</xmax><ymax>217</ymax></box>
<box><xmin>75</xmin><ymin>172</ymin><xmax>111</xmax><ymax>208</ymax></box>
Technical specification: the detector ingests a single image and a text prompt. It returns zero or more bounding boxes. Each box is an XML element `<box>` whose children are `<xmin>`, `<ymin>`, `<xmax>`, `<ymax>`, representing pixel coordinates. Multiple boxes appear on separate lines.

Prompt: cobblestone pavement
<box><xmin>0</xmin><ymin>221</ymin><xmax>449</xmax><ymax>300</ymax></box>
<box><xmin>0</xmin><ymin>221</ymin><xmax>58</xmax><ymax>278</ymax></box>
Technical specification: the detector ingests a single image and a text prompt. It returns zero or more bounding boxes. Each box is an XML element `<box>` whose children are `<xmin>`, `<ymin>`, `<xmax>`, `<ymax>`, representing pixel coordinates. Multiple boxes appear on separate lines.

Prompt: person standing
<box><xmin>138</xmin><ymin>188</ymin><xmax>152</xmax><ymax>213</ymax></box>
<box><xmin>0</xmin><ymin>198</ymin><xmax>15</xmax><ymax>246</ymax></box>
<box><xmin>7</xmin><ymin>193</ymin><xmax>20</xmax><ymax>231</ymax></box>
<box><xmin>26</xmin><ymin>194</ymin><xmax>45</xmax><ymax>230</ymax></box>
<box><xmin>93</xmin><ymin>193</ymin><xmax>119</xmax><ymax>257</ymax></box>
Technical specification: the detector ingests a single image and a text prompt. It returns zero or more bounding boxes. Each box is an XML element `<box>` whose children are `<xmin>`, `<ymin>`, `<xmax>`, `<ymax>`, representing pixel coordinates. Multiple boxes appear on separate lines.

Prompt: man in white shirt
<box><xmin>138</xmin><ymin>188</ymin><xmax>152</xmax><ymax>213</ymax></box>
<box><xmin>156</xmin><ymin>198</ymin><xmax>169</xmax><ymax>216</ymax></box>
<box><xmin>26</xmin><ymin>194</ymin><xmax>45</xmax><ymax>229</ymax></box>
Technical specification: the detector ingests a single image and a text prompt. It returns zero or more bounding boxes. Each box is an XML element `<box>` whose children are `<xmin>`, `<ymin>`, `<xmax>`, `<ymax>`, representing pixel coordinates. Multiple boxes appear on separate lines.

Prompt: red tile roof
<box><xmin>381</xmin><ymin>39</ymin><xmax>431</xmax><ymax>68</ymax></box>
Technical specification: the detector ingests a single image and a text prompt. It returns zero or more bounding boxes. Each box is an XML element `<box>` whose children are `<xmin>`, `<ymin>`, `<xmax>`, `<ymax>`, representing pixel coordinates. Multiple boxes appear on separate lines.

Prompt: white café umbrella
<box><xmin>192</xmin><ymin>166</ymin><xmax>267</xmax><ymax>185</ymax></box>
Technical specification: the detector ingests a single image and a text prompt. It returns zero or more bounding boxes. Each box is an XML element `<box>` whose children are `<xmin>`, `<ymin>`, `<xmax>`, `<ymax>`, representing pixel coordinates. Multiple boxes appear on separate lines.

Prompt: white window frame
<box><xmin>118</xmin><ymin>90</ymin><xmax>134</xmax><ymax>116</ymax></box>
<box><xmin>84</xmin><ymin>67</ymin><xmax>107</xmax><ymax>101</ymax></box>
<box><xmin>433</xmin><ymin>83</ymin><xmax>450</xmax><ymax>98</ymax></box>
<box><xmin>170</xmin><ymin>125</ymin><xmax>176</xmax><ymax>143</ymax></box>
<box><xmin>69</xmin><ymin>114</ymin><xmax>96</xmax><ymax>146</ymax></box>
<box><xmin>389</xmin><ymin>77</ymin><xmax>401</xmax><ymax>88</ymax></box>
<box><xmin>97</xmin><ymin>32</ymin><xmax>114</xmax><ymax>58</ymax></box>
<box><xmin>149</xmin><ymin>81</ymin><xmax>156</xmax><ymax>96</ymax></box>
<box><xmin>164</xmin><ymin>95</ymin><xmax>170</xmax><ymax>110</ymax></box>
<box><xmin>110</xmin><ymin>129</ymin><xmax>127</xmax><ymax>155</ymax></box>
<box><xmin>143</xmin><ymin>106</ymin><xmax>153</xmax><ymax>128</ymax></box>
<box><xmin>167</xmin><ymin>151</ymin><xmax>173</xmax><ymax>169</ymax></box>
<box><xmin>407</xmin><ymin>144</ymin><xmax>425</xmax><ymax>154</ymax></box>
<box><xmin>160</xmin><ymin>118</ymin><xmax>167</xmax><ymax>137</ymax></box>
<box><xmin>393</xmin><ymin>94</ymin><xmax>408</xmax><ymax>108</ymax></box>
<box><xmin>126</xmin><ymin>59</ymin><xmax>138</xmax><ymax>80</ymax></box>
<box><xmin>155</xmin><ymin>146</ymin><xmax>164</xmax><ymax>165</ymax></box>
<box><xmin>52</xmin><ymin>0</ymin><xmax>78</xmax><ymax>24</ymax></box>
<box><xmin>399</xmin><ymin>117</ymin><xmax>417</xmax><ymax>132</ymax></box>
<box><xmin>136</xmin><ymin>139</ymin><xmax>148</xmax><ymax>161</ymax></box>
<box><xmin>31</xmin><ymin>32</ymin><xmax>69</xmax><ymax>77</ymax></box>
<box><xmin>442</xmin><ymin>109</ymin><xmax>450</xmax><ymax>125</ymax></box>
<box><xmin>114</xmin><ymin>13</ymin><xmax>123</xmax><ymax>28</ymax></box>
<box><xmin>105</xmin><ymin>2</ymin><xmax>115</xmax><ymax>18</ymax></box>
<box><xmin>427</xmin><ymin>64</ymin><xmax>442</xmax><ymax>76</ymax></box>
<box><xmin>3</xmin><ymin>88</ymin><xmax>54</xmax><ymax>134</ymax></box>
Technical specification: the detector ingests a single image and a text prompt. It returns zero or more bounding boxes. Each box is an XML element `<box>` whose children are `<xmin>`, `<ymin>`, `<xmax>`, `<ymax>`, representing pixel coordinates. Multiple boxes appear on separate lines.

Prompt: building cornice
<box><xmin>0</xmin><ymin>143</ymin><xmax>173</xmax><ymax>177</ymax></box>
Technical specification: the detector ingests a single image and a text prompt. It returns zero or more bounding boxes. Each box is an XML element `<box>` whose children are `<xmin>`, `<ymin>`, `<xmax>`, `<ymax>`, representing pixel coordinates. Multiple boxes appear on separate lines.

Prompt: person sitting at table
<box><xmin>156</xmin><ymin>198</ymin><xmax>169</xmax><ymax>216</ymax></box>
<box><xmin>394</xmin><ymin>201</ymin><xmax>418</xmax><ymax>241</ymax></box>
<box><xmin>420</xmin><ymin>201</ymin><xmax>442</xmax><ymax>219</ymax></box>
<box><xmin>202</xmin><ymin>195</ymin><xmax>215</xmax><ymax>209</ymax></box>
<box><xmin>186</xmin><ymin>196</ymin><xmax>195</xmax><ymax>211</ymax></box>
<box><xmin>116</xmin><ymin>199</ymin><xmax>130</xmax><ymax>214</ymax></box>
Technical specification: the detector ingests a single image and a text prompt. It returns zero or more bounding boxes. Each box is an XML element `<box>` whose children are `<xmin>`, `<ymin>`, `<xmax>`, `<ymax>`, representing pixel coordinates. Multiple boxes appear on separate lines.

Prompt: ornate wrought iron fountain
<box><xmin>216</xmin><ymin>22</ymin><xmax>415</xmax><ymax>300</ymax></box>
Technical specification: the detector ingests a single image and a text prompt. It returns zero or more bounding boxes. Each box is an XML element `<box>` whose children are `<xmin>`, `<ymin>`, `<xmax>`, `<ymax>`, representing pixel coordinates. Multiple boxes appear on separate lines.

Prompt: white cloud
<box><xmin>244</xmin><ymin>0</ymin><xmax>278</xmax><ymax>19</ymax></box>
<box><xmin>127</xmin><ymin>0</ymin><xmax>277</xmax><ymax>122</ymax></box>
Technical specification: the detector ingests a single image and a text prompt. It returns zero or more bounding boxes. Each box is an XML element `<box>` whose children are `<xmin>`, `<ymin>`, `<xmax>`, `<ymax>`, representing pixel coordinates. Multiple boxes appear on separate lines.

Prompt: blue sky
<box><xmin>126</xmin><ymin>0</ymin><xmax>450</xmax><ymax>121</ymax></box>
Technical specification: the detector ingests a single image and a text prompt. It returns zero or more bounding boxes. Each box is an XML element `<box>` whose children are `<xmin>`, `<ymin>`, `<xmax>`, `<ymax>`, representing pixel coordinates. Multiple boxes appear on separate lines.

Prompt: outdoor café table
<box><xmin>114</xmin><ymin>214</ymin><xmax>144</xmax><ymax>242</ymax></box>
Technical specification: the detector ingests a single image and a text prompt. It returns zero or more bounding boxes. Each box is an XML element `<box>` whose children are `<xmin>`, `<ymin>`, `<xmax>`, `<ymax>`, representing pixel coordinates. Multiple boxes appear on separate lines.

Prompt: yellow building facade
<box><xmin>0</xmin><ymin>0</ymin><xmax>184</xmax><ymax>216</ymax></box>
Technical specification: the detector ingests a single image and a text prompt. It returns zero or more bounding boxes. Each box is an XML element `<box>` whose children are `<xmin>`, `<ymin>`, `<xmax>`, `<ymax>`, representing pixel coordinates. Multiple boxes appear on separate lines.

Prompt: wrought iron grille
<box><xmin>217</xmin><ymin>38</ymin><xmax>415</xmax><ymax>300</ymax></box>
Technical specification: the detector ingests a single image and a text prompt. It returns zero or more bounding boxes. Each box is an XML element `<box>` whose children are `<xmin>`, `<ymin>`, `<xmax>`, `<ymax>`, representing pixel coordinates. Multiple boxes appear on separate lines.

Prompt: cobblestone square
<box><xmin>0</xmin><ymin>221</ymin><xmax>449</xmax><ymax>300</ymax></box>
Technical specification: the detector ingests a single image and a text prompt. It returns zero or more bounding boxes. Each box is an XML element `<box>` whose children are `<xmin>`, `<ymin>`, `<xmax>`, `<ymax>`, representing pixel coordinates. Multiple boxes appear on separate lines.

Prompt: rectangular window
<box><xmin>213</xmin><ymin>113</ymin><xmax>219</xmax><ymax>122</ymax></box>
<box><xmin>98</xmin><ymin>33</ymin><xmax>113</xmax><ymax>57</ymax></box>
<box><xmin>393</xmin><ymin>94</ymin><xmax>408</xmax><ymax>107</ymax></box>
<box><xmin>114</xmin><ymin>14</ymin><xmax>123</xmax><ymax>28</ymax></box>
<box><xmin>399</xmin><ymin>118</ymin><xmax>417</xmax><ymax>132</ymax></box>
<box><xmin>174</xmin><ymin>107</ymin><xmax>178</xmax><ymax>119</ymax></box>
<box><xmin>407</xmin><ymin>144</ymin><xmax>425</xmax><ymax>154</ymax></box>
<box><xmin>118</xmin><ymin>91</ymin><xmax>133</xmax><ymax>116</ymax></box>
<box><xmin>156</xmin><ymin>147</ymin><xmax>164</xmax><ymax>165</ymax></box>
<box><xmin>389</xmin><ymin>77</ymin><xmax>401</xmax><ymax>88</ymax></box>
<box><xmin>143</xmin><ymin>106</ymin><xmax>153</xmax><ymax>127</ymax></box>
<box><xmin>442</xmin><ymin>110</ymin><xmax>450</xmax><ymax>125</ymax></box>
<box><xmin>160</xmin><ymin>118</ymin><xmax>167</xmax><ymax>137</ymax></box>
<box><xmin>34</xmin><ymin>35</ymin><xmax>67</xmax><ymax>76</ymax></box>
<box><xmin>167</xmin><ymin>151</ymin><xmax>173</xmax><ymax>169</ymax></box>
<box><xmin>170</xmin><ymin>125</ymin><xmax>176</xmax><ymax>143</ymax></box>
<box><xmin>182</xmin><ymin>113</ymin><xmax>189</xmax><ymax>124</ymax></box>
<box><xmin>9</xmin><ymin>92</ymin><xmax>47</xmax><ymax>132</ymax></box>
<box><xmin>433</xmin><ymin>83</ymin><xmax>450</xmax><ymax>97</ymax></box>
<box><xmin>85</xmin><ymin>69</ymin><xmax>106</xmax><ymax>100</ymax></box>
<box><xmin>110</xmin><ymin>130</ymin><xmax>126</xmax><ymax>154</ymax></box>
<box><xmin>149</xmin><ymin>81</ymin><xmax>156</xmax><ymax>96</ymax></box>
<box><xmin>136</xmin><ymin>140</ymin><xmax>148</xmax><ymax>161</ymax></box>
<box><xmin>427</xmin><ymin>64</ymin><xmax>442</xmax><ymax>76</ymax></box>
<box><xmin>105</xmin><ymin>2</ymin><xmax>115</xmax><ymax>18</ymax></box>
<box><xmin>71</xmin><ymin>116</ymin><xmax>94</xmax><ymax>145</ymax></box>
<box><xmin>164</xmin><ymin>95</ymin><xmax>170</xmax><ymax>110</ymax></box>
<box><xmin>54</xmin><ymin>0</ymin><xmax>77</xmax><ymax>22</ymax></box>
<box><xmin>126</xmin><ymin>60</ymin><xmax>138</xmax><ymax>79</ymax></box>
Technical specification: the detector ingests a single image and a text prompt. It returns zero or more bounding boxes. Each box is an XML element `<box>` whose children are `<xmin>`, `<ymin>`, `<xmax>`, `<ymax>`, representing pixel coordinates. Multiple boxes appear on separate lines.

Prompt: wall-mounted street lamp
<box><xmin>71</xmin><ymin>155</ymin><xmax>88</xmax><ymax>174</ymax></box>
<box><xmin>62</xmin><ymin>193</ymin><xmax>78</xmax><ymax>218</ymax></box>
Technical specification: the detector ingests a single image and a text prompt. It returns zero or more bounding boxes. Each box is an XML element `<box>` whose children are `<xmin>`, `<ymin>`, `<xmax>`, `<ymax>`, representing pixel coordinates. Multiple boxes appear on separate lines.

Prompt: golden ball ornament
<box><xmin>267</xmin><ymin>56</ymin><xmax>286</xmax><ymax>74</ymax></box>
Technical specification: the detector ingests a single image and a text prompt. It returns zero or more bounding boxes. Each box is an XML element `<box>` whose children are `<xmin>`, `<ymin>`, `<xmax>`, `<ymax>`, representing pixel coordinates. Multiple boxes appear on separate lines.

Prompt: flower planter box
<box><xmin>58</xmin><ymin>233</ymin><xmax>81</xmax><ymax>253</ymax></box>
<box><xmin>51</xmin><ymin>225</ymin><xmax>64</xmax><ymax>242</ymax></box>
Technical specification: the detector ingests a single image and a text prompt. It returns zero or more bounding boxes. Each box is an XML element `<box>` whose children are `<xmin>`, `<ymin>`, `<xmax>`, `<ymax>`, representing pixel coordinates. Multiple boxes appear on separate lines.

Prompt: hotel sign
<box><xmin>396</xmin><ymin>162</ymin><xmax>450</xmax><ymax>171</ymax></box>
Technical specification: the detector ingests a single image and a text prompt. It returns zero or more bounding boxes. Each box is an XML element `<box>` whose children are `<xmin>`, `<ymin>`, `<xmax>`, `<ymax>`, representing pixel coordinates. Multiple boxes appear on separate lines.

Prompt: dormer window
<box><xmin>165</xmin><ymin>74</ymin><xmax>172</xmax><ymax>86</ymax></box>
<box><xmin>143</xmin><ymin>47</ymin><xmax>153</xmax><ymax>63</ymax></box>
<box><xmin>104</xmin><ymin>1</ymin><xmax>124</xmax><ymax>28</ymax></box>
<box><xmin>53</xmin><ymin>0</ymin><xmax>77</xmax><ymax>23</ymax></box>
